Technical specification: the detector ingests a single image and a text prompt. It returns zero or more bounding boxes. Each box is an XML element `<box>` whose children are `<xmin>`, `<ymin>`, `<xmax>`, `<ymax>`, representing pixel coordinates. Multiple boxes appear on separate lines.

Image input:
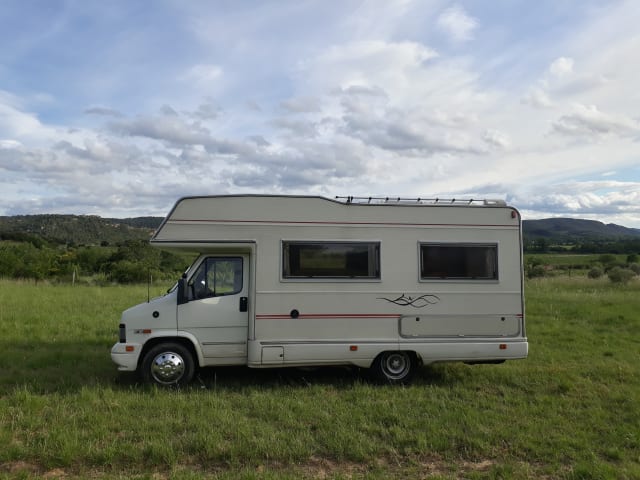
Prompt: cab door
<box><xmin>178</xmin><ymin>255</ymin><xmax>249</xmax><ymax>364</ymax></box>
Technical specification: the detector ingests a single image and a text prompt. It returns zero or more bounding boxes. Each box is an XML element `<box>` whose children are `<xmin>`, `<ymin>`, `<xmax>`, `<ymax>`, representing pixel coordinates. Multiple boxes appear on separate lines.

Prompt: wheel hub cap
<box><xmin>151</xmin><ymin>352</ymin><xmax>185</xmax><ymax>384</ymax></box>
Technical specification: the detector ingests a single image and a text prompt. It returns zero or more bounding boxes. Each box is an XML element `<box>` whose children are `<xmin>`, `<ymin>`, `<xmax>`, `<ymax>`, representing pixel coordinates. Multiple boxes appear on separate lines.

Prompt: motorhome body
<box><xmin>111</xmin><ymin>195</ymin><xmax>527</xmax><ymax>385</ymax></box>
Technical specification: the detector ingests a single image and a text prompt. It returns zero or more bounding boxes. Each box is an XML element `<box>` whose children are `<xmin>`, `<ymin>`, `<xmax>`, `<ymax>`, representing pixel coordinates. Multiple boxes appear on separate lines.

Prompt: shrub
<box><xmin>629</xmin><ymin>263</ymin><xmax>640</xmax><ymax>275</ymax></box>
<box><xmin>588</xmin><ymin>267</ymin><xmax>604</xmax><ymax>279</ymax></box>
<box><xmin>527</xmin><ymin>265</ymin><xmax>547</xmax><ymax>279</ymax></box>
<box><xmin>607</xmin><ymin>267</ymin><xmax>636</xmax><ymax>285</ymax></box>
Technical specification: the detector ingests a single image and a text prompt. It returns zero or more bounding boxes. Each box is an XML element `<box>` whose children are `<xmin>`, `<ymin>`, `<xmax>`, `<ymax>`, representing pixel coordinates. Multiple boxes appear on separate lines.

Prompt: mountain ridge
<box><xmin>1</xmin><ymin>214</ymin><xmax>639</xmax><ymax>246</ymax></box>
<box><xmin>523</xmin><ymin>217</ymin><xmax>640</xmax><ymax>241</ymax></box>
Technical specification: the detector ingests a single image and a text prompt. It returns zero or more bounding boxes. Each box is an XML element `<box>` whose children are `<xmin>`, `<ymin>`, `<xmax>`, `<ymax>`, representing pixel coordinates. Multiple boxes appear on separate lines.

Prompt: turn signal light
<box><xmin>125</xmin><ymin>346</ymin><xmax>135</xmax><ymax>352</ymax></box>
<box><xmin>499</xmin><ymin>344</ymin><xmax>507</xmax><ymax>350</ymax></box>
<box><xmin>349</xmin><ymin>345</ymin><xmax>358</xmax><ymax>351</ymax></box>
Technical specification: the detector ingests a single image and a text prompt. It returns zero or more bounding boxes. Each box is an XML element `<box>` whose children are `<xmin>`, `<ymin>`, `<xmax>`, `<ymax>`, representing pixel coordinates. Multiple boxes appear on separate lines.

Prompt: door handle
<box><xmin>239</xmin><ymin>297</ymin><xmax>248</xmax><ymax>312</ymax></box>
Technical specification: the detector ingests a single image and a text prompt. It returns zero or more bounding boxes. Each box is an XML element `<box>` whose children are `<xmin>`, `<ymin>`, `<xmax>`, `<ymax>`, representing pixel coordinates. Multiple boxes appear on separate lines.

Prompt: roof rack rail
<box><xmin>335</xmin><ymin>196</ymin><xmax>506</xmax><ymax>206</ymax></box>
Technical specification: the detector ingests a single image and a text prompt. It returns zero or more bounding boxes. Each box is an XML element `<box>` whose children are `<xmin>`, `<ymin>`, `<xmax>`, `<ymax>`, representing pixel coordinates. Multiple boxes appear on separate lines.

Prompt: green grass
<box><xmin>0</xmin><ymin>277</ymin><xmax>639</xmax><ymax>479</ymax></box>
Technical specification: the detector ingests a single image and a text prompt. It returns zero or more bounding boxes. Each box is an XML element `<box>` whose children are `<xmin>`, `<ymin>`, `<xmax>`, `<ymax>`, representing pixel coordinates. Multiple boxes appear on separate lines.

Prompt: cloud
<box><xmin>283</xmin><ymin>39</ymin><xmax>494</xmax><ymax>159</ymax></box>
<box><xmin>523</xmin><ymin>56</ymin><xmax>609</xmax><ymax>109</ymax></box>
<box><xmin>280</xmin><ymin>96</ymin><xmax>321</xmax><ymax>113</ymax></box>
<box><xmin>182</xmin><ymin>64</ymin><xmax>223</xmax><ymax>84</ymax></box>
<box><xmin>84</xmin><ymin>106</ymin><xmax>123</xmax><ymax>117</ymax></box>
<box><xmin>548</xmin><ymin>57</ymin><xmax>574</xmax><ymax>78</ymax></box>
<box><xmin>340</xmin><ymin>109</ymin><xmax>485</xmax><ymax>155</ymax></box>
<box><xmin>1</xmin><ymin>1</ymin><xmax>640</xmax><ymax>229</ymax></box>
<box><xmin>0</xmin><ymin>96</ymin><xmax>51</xmax><ymax>142</ymax></box>
<box><xmin>336</xmin><ymin>85</ymin><xmax>388</xmax><ymax>98</ymax></box>
<box><xmin>192</xmin><ymin>101</ymin><xmax>219</xmax><ymax>120</ymax></box>
<box><xmin>301</xmin><ymin>40</ymin><xmax>438</xmax><ymax>95</ymax></box>
<box><xmin>160</xmin><ymin>105</ymin><xmax>179</xmax><ymax>116</ymax></box>
<box><xmin>521</xmin><ymin>87</ymin><xmax>553</xmax><ymax>108</ymax></box>
<box><xmin>107</xmin><ymin>112</ymin><xmax>258</xmax><ymax>157</ymax></box>
<box><xmin>551</xmin><ymin>104</ymin><xmax>640</xmax><ymax>139</ymax></box>
<box><xmin>512</xmin><ymin>180</ymin><xmax>640</xmax><ymax>223</ymax></box>
<box><xmin>436</xmin><ymin>5</ymin><xmax>478</xmax><ymax>43</ymax></box>
<box><xmin>271</xmin><ymin>117</ymin><xmax>319</xmax><ymax>138</ymax></box>
<box><xmin>483</xmin><ymin>129</ymin><xmax>510</xmax><ymax>149</ymax></box>
<box><xmin>0</xmin><ymin>139</ymin><xmax>22</xmax><ymax>149</ymax></box>
<box><xmin>0</xmin><ymin>136</ymin><xmax>145</xmax><ymax>180</ymax></box>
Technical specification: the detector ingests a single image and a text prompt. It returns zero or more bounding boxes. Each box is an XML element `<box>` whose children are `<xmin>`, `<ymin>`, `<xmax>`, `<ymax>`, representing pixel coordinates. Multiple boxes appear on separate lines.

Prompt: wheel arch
<box><xmin>372</xmin><ymin>349</ymin><xmax>421</xmax><ymax>365</ymax></box>
<box><xmin>371</xmin><ymin>349</ymin><xmax>421</xmax><ymax>384</ymax></box>
<box><xmin>137</xmin><ymin>334</ymin><xmax>202</xmax><ymax>370</ymax></box>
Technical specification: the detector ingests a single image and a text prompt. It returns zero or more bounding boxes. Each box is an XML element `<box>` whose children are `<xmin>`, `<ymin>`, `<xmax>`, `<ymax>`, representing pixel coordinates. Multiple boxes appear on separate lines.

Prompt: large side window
<box><xmin>282</xmin><ymin>241</ymin><xmax>380</xmax><ymax>279</ymax></box>
<box><xmin>188</xmin><ymin>257</ymin><xmax>243</xmax><ymax>300</ymax></box>
<box><xmin>420</xmin><ymin>244</ymin><xmax>498</xmax><ymax>280</ymax></box>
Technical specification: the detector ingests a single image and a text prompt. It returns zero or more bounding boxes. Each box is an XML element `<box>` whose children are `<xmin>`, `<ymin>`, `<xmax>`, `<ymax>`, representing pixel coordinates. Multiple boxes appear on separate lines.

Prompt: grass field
<box><xmin>0</xmin><ymin>277</ymin><xmax>639</xmax><ymax>479</ymax></box>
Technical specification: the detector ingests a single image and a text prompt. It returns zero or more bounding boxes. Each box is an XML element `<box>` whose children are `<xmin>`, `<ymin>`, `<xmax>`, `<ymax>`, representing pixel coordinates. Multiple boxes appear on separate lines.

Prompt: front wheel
<box><xmin>371</xmin><ymin>351</ymin><xmax>416</xmax><ymax>384</ymax></box>
<box><xmin>140</xmin><ymin>342</ymin><xmax>195</xmax><ymax>387</ymax></box>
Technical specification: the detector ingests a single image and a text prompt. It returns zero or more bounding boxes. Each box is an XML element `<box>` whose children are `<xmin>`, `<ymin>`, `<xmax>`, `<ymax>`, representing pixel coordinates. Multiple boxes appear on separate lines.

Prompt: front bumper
<box><xmin>110</xmin><ymin>342</ymin><xmax>142</xmax><ymax>371</ymax></box>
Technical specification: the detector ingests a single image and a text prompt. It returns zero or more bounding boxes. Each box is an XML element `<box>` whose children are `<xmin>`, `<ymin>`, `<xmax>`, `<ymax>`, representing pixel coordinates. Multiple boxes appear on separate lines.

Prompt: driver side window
<box><xmin>188</xmin><ymin>257</ymin><xmax>243</xmax><ymax>301</ymax></box>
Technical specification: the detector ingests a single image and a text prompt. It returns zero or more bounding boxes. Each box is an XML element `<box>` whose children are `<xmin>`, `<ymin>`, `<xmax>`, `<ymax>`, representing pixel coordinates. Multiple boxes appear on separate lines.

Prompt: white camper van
<box><xmin>111</xmin><ymin>195</ymin><xmax>527</xmax><ymax>386</ymax></box>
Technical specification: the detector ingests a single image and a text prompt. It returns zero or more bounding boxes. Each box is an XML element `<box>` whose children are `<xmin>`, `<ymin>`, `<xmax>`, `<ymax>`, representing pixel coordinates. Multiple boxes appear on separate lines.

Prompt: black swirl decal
<box><xmin>377</xmin><ymin>293</ymin><xmax>440</xmax><ymax>308</ymax></box>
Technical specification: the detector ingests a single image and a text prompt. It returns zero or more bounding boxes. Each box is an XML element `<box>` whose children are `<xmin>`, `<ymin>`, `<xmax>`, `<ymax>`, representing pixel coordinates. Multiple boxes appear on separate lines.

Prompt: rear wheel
<box><xmin>372</xmin><ymin>351</ymin><xmax>415</xmax><ymax>384</ymax></box>
<box><xmin>140</xmin><ymin>342</ymin><xmax>195</xmax><ymax>387</ymax></box>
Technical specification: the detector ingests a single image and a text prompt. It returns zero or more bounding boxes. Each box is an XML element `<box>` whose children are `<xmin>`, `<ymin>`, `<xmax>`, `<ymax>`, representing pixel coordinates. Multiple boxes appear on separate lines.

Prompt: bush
<box><xmin>607</xmin><ymin>267</ymin><xmax>636</xmax><ymax>285</ymax></box>
<box><xmin>588</xmin><ymin>267</ymin><xmax>604</xmax><ymax>279</ymax></box>
<box><xmin>629</xmin><ymin>263</ymin><xmax>640</xmax><ymax>275</ymax></box>
<box><xmin>527</xmin><ymin>265</ymin><xmax>547</xmax><ymax>279</ymax></box>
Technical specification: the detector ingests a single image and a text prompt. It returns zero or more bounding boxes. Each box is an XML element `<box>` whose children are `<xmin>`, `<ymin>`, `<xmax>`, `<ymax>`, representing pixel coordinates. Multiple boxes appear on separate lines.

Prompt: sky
<box><xmin>1</xmin><ymin>0</ymin><xmax>639</xmax><ymax>227</ymax></box>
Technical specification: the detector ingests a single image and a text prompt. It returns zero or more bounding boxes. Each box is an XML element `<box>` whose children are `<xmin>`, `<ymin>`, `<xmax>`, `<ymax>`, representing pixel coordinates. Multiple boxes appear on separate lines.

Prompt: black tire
<box><xmin>372</xmin><ymin>351</ymin><xmax>415</xmax><ymax>384</ymax></box>
<box><xmin>140</xmin><ymin>342</ymin><xmax>195</xmax><ymax>387</ymax></box>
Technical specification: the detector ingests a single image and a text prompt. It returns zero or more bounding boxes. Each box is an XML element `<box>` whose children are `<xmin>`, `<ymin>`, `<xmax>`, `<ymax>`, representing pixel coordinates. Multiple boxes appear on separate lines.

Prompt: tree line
<box><xmin>524</xmin><ymin>237</ymin><xmax>640</xmax><ymax>254</ymax></box>
<box><xmin>0</xmin><ymin>236</ymin><xmax>192</xmax><ymax>284</ymax></box>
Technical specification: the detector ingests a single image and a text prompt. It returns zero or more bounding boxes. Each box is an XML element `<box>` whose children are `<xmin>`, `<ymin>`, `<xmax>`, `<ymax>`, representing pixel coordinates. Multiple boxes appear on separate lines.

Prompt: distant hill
<box><xmin>0</xmin><ymin>214</ymin><xmax>163</xmax><ymax>246</ymax></box>
<box><xmin>2</xmin><ymin>214</ymin><xmax>639</xmax><ymax>247</ymax></box>
<box><xmin>522</xmin><ymin>218</ymin><xmax>640</xmax><ymax>242</ymax></box>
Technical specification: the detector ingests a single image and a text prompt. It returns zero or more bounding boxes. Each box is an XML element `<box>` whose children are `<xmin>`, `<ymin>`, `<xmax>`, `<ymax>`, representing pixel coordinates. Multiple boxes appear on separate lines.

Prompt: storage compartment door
<box><xmin>261</xmin><ymin>346</ymin><xmax>284</xmax><ymax>364</ymax></box>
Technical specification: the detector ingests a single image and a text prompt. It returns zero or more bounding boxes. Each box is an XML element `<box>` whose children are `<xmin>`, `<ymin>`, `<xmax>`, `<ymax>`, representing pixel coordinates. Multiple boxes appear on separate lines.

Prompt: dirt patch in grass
<box><xmin>1</xmin><ymin>456</ymin><xmax>503</xmax><ymax>479</ymax></box>
<box><xmin>1</xmin><ymin>461</ymin><xmax>40</xmax><ymax>475</ymax></box>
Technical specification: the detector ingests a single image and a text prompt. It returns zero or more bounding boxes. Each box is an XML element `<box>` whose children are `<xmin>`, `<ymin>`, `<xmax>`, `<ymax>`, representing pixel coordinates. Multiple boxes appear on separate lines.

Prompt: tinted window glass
<box><xmin>420</xmin><ymin>244</ymin><xmax>497</xmax><ymax>280</ymax></box>
<box><xmin>283</xmin><ymin>242</ymin><xmax>380</xmax><ymax>279</ymax></box>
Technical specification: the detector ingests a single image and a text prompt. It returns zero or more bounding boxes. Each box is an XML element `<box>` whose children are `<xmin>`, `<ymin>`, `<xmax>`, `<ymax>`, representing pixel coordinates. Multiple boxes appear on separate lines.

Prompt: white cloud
<box><xmin>512</xmin><ymin>180</ymin><xmax>640</xmax><ymax>220</ymax></box>
<box><xmin>483</xmin><ymin>129</ymin><xmax>510</xmax><ymax>149</ymax></box>
<box><xmin>300</xmin><ymin>40</ymin><xmax>438</xmax><ymax>96</ymax></box>
<box><xmin>551</xmin><ymin>104</ymin><xmax>640</xmax><ymax>139</ymax></box>
<box><xmin>521</xmin><ymin>87</ymin><xmax>553</xmax><ymax>108</ymax></box>
<box><xmin>0</xmin><ymin>97</ymin><xmax>50</xmax><ymax>142</ymax></box>
<box><xmin>0</xmin><ymin>139</ymin><xmax>22</xmax><ymax>149</ymax></box>
<box><xmin>180</xmin><ymin>64</ymin><xmax>224</xmax><ymax>91</ymax></box>
<box><xmin>549</xmin><ymin>57</ymin><xmax>574</xmax><ymax>77</ymax></box>
<box><xmin>436</xmin><ymin>5</ymin><xmax>478</xmax><ymax>43</ymax></box>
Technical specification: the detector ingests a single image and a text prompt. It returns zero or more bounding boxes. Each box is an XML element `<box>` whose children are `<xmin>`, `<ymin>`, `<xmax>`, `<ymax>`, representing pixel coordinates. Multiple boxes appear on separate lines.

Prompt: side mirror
<box><xmin>177</xmin><ymin>274</ymin><xmax>189</xmax><ymax>305</ymax></box>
